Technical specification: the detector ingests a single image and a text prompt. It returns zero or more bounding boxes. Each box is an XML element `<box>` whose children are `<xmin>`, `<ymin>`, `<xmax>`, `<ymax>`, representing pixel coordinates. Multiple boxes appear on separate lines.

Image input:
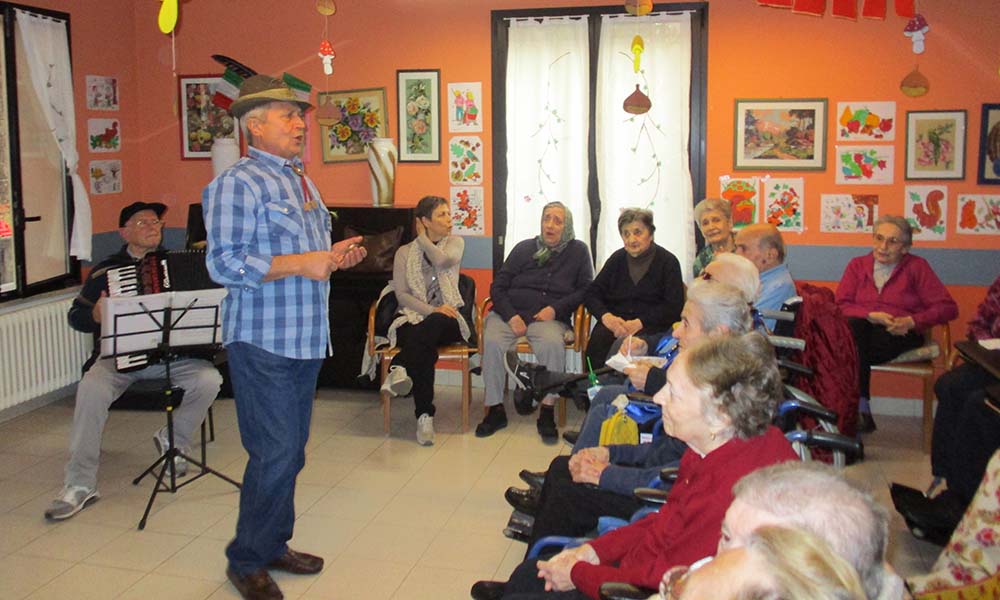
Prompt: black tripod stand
<box><xmin>108</xmin><ymin>299</ymin><xmax>241</xmax><ymax>529</ymax></box>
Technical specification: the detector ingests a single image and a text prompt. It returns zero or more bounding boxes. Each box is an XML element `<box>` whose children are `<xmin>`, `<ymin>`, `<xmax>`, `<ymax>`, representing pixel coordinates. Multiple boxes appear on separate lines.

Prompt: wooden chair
<box><xmin>366</xmin><ymin>274</ymin><xmax>480</xmax><ymax>434</ymax></box>
<box><xmin>871</xmin><ymin>322</ymin><xmax>952</xmax><ymax>452</ymax></box>
<box><xmin>478</xmin><ymin>297</ymin><xmax>590</xmax><ymax>425</ymax></box>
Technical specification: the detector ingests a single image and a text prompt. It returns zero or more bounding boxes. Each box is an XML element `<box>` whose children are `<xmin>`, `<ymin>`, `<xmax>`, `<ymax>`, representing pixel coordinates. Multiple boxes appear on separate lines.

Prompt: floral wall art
<box><xmin>317</xmin><ymin>88</ymin><xmax>389</xmax><ymax>163</ymax></box>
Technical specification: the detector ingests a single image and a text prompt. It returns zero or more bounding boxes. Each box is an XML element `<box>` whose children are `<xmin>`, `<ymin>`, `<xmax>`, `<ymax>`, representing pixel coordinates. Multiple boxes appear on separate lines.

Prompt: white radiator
<box><xmin>0</xmin><ymin>293</ymin><xmax>89</xmax><ymax>411</ymax></box>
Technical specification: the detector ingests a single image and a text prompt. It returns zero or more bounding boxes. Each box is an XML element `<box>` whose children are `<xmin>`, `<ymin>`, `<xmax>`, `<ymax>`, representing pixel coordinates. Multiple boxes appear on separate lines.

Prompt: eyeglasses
<box><xmin>873</xmin><ymin>233</ymin><xmax>904</xmax><ymax>247</ymax></box>
<box><xmin>129</xmin><ymin>218</ymin><xmax>164</xmax><ymax>228</ymax></box>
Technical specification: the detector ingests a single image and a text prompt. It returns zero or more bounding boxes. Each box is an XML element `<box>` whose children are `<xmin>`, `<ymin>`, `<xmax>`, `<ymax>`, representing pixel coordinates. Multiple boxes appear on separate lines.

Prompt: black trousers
<box><xmin>528</xmin><ymin>456</ymin><xmax>646</xmax><ymax>555</ymax></box>
<box><xmin>585</xmin><ymin>322</ymin><xmax>619</xmax><ymax>370</ymax></box>
<box><xmin>392</xmin><ymin>312</ymin><xmax>463</xmax><ymax>418</ymax></box>
<box><xmin>932</xmin><ymin>362</ymin><xmax>1000</xmax><ymax>502</ymax></box>
<box><xmin>847</xmin><ymin>318</ymin><xmax>924</xmax><ymax>399</ymax></box>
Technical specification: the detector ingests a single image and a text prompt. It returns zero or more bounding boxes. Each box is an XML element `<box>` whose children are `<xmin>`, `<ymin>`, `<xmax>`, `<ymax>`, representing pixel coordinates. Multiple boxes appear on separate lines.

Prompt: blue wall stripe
<box><xmin>88</xmin><ymin>231</ymin><xmax>998</xmax><ymax>287</ymax></box>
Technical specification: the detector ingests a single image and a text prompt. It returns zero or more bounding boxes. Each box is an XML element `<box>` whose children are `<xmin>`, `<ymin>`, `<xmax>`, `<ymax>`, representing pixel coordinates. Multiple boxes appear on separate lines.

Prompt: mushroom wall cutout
<box><xmin>319</xmin><ymin>40</ymin><xmax>336</xmax><ymax>75</ymax></box>
<box><xmin>903</xmin><ymin>14</ymin><xmax>929</xmax><ymax>54</ymax></box>
<box><xmin>158</xmin><ymin>0</ymin><xmax>178</xmax><ymax>34</ymax></box>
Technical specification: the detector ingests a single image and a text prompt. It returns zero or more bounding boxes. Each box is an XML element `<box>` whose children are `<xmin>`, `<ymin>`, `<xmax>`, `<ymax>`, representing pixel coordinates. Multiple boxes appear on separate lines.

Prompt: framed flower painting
<box><xmin>905</xmin><ymin>110</ymin><xmax>966</xmax><ymax>180</ymax></box>
<box><xmin>397</xmin><ymin>69</ymin><xmax>441</xmax><ymax>162</ymax></box>
<box><xmin>316</xmin><ymin>88</ymin><xmax>389</xmax><ymax>163</ymax></box>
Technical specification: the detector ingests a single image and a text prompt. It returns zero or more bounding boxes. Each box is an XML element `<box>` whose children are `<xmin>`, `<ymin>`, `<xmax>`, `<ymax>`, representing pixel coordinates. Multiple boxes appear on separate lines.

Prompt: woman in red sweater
<box><xmin>470</xmin><ymin>332</ymin><xmax>797</xmax><ymax>600</ymax></box>
<box><xmin>835</xmin><ymin>215</ymin><xmax>958</xmax><ymax>432</ymax></box>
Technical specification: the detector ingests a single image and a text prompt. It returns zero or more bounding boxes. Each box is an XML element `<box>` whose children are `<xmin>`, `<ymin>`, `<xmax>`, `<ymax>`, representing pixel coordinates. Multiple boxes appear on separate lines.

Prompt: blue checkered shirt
<box><xmin>202</xmin><ymin>147</ymin><xmax>332</xmax><ymax>359</ymax></box>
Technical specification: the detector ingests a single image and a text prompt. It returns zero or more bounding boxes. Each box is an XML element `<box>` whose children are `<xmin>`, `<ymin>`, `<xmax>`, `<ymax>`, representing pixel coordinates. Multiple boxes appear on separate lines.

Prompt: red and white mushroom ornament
<box><xmin>318</xmin><ymin>40</ymin><xmax>336</xmax><ymax>75</ymax></box>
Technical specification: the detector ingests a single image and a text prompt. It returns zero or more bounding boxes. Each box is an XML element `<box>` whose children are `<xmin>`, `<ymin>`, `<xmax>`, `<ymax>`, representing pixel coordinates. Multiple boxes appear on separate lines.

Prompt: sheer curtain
<box><xmin>595</xmin><ymin>13</ymin><xmax>694</xmax><ymax>277</ymax></box>
<box><xmin>15</xmin><ymin>9</ymin><xmax>91</xmax><ymax>261</ymax></box>
<box><xmin>504</xmin><ymin>17</ymin><xmax>590</xmax><ymax>258</ymax></box>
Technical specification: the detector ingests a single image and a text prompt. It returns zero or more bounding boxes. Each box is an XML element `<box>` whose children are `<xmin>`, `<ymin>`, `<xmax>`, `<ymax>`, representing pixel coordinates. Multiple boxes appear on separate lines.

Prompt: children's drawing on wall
<box><xmin>447</xmin><ymin>82</ymin><xmax>482</xmax><ymax>133</ymax></box>
<box><xmin>87</xmin><ymin>119</ymin><xmax>120</xmax><ymax>153</ymax></box>
<box><xmin>720</xmin><ymin>176</ymin><xmax>760</xmax><ymax>229</ymax></box>
<box><xmin>450</xmin><ymin>186</ymin><xmax>485</xmax><ymax>236</ymax></box>
<box><xmin>904</xmin><ymin>185</ymin><xmax>948</xmax><ymax>240</ymax></box>
<box><xmin>89</xmin><ymin>160</ymin><xmax>121</xmax><ymax>195</ymax></box>
<box><xmin>820</xmin><ymin>194</ymin><xmax>879</xmax><ymax>233</ymax></box>
<box><xmin>836</xmin><ymin>145</ymin><xmax>894</xmax><ymax>184</ymax></box>
<box><xmin>956</xmin><ymin>194</ymin><xmax>1000</xmax><ymax>235</ymax></box>
<box><xmin>449</xmin><ymin>136</ymin><xmax>483</xmax><ymax>185</ymax></box>
<box><xmin>762</xmin><ymin>178</ymin><xmax>804</xmax><ymax>233</ymax></box>
<box><xmin>86</xmin><ymin>75</ymin><xmax>119</xmax><ymax>111</ymax></box>
<box><xmin>836</xmin><ymin>102</ymin><xmax>895</xmax><ymax>141</ymax></box>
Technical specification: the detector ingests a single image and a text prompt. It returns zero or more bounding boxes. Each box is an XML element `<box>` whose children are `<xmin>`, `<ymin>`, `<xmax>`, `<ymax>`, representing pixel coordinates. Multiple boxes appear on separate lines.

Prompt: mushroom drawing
<box><xmin>631</xmin><ymin>35</ymin><xmax>644</xmax><ymax>73</ymax></box>
<box><xmin>318</xmin><ymin>40</ymin><xmax>336</xmax><ymax>75</ymax></box>
<box><xmin>721</xmin><ymin>180</ymin><xmax>758</xmax><ymax>226</ymax></box>
<box><xmin>903</xmin><ymin>14</ymin><xmax>929</xmax><ymax>54</ymax></box>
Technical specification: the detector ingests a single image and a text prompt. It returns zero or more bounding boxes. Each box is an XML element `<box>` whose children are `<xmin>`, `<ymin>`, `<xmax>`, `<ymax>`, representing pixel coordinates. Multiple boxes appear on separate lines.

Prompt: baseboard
<box><xmin>870</xmin><ymin>395</ymin><xmax>933</xmax><ymax>418</ymax></box>
<box><xmin>0</xmin><ymin>384</ymin><xmax>76</xmax><ymax>424</ymax></box>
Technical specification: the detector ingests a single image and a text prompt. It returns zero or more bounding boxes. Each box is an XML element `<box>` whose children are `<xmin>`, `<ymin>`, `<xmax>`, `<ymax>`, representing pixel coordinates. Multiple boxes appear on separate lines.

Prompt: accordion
<box><xmin>105</xmin><ymin>250</ymin><xmax>223</xmax><ymax>372</ymax></box>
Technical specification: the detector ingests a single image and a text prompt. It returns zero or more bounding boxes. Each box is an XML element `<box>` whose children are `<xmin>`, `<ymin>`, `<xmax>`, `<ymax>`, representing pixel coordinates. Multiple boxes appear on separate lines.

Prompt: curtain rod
<box><xmin>14</xmin><ymin>8</ymin><xmax>66</xmax><ymax>23</ymax></box>
<box><xmin>505</xmin><ymin>9</ymin><xmax>695</xmax><ymax>23</ymax></box>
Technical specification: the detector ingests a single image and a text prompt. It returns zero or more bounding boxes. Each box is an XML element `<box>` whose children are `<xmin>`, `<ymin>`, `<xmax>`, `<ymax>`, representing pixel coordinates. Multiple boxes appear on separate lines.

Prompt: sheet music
<box><xmin>100</xmin><ymin>288</ymin><xmax>227</xmax><ymax>358</ymax></box>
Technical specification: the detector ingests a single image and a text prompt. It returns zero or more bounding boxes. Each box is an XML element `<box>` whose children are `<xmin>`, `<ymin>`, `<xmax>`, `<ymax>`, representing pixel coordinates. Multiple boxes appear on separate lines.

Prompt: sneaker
<box><xmin>475</xmin><ymin>404</ymin><xmax>508</xmax><ymax>437</ymax></box>
<box><xmin>153</xmin><ymin>427</ymin><xmax>188</xmax><ymax>478</ymax></box>
<box><xmin>504</xmin><ymin>350</ymin><xmax>534</xmax><ymax>390</ymax></box>
<box><xmin>44</xmin><ymin>485</ymin><xmax>99</xmax><ymax>521</ymax></box>
<box><xmin>381</xmin><ymin>365</ymin><xmax>413</xmax><ymax>397</ymax></box>
<box><xmin>416</xmin><ymin>413</ymin><xmax>435</xmax><ymax>446</ymax></box>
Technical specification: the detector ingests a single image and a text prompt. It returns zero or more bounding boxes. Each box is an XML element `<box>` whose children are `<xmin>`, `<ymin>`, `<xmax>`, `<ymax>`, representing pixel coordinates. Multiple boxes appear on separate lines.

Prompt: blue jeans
<box><xmin>572</xmin><ymin>385</ymin><xmax>630</xmax><ymax>452</ymax></box>
<box><xmin>224</xmin><ymin>342</ymin><xmax>322</xmax><ymax>575</ymax></box>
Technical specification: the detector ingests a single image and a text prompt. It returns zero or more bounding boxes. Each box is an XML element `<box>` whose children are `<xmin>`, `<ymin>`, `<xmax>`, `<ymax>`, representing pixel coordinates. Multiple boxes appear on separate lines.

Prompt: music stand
<box><xmin>102</xmin><ymin>289</ymin><xmax>241</xmax><ymax>529</ymax></box>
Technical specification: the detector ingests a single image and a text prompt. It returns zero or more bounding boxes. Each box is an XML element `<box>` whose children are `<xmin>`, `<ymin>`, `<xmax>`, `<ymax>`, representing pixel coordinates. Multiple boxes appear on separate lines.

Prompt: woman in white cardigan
<box><xmin>381</xmin><ymin>195</ymin><xmax>467</xmax><ymax>446</ymax></box>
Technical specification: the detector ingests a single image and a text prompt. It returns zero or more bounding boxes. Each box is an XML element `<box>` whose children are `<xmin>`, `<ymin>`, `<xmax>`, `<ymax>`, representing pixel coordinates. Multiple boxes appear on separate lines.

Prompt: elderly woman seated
<box><xmin>692</xmin><ymin>197</ymin><xmax>736</xmax><ymax>277</ymax></box>
<box><xmin>835</xmin><ymin>214</ymin><xmax>957</xmax><ymax>432</ymax></box>
<box><xmin>502</xmin><ymin>281</ymin><xmax>754</xmax><ymax>548</ymax></box>
<box><xmin>470</xmin><ymin>332</ymin><xmax>798</xmax><ymax>600</ymax></box>
<box><xmin>583</xmin><ymin>208</ymin><xmax>684</xmax><ymax>369</ymax></box>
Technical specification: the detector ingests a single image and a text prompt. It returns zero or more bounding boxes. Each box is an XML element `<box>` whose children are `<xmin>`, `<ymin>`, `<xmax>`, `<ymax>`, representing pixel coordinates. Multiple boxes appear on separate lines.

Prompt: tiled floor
<box><xmin>0</xmin><ymin>386</ymin><xmax>943</xmax><ymax>599</ymax></box>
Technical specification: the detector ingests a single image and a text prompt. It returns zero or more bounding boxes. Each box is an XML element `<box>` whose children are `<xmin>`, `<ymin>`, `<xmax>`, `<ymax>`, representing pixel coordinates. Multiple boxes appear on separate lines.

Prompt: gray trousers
<box><xmin>482</xmin><ymin>313</ymin><xmax>568</xmax><ymax>407</ymax></box>
<box><xmin>65</xmin><ymin>357</ymin><xmax>222</xmax><ymax>490</ymax></box>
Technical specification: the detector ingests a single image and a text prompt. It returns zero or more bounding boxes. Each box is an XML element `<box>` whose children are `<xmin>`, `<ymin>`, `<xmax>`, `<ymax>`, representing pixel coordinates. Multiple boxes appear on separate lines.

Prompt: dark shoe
<box><xmin>562</xmin><ymin>429</ymin><xmax>580</xmax><ymax>445</ymax></box>
<box><xmin>267</xmin><ymin>548</ymin><xmax>324</xmax><ymax>575</ymax></box>
<box><xmin>503</xmin><ymin>510</ymin><xmax>535</xmax><ymax>542</ymax></box>
<box><xmin>857</xmin><ymin>411</ymin><xmax>877</xmax><ymax>433</ymax></box>
<box><xmin>537</xmin><ymin>405</ymin><xmax>558</xmax><ymax>442</ymax></box>
<box><xmin>504</xmin><ymin>486</ymin><xmax>540</xmax><ymax>515</ymax></box>
<box><xmin>519</xmin><ymin>469</ymin><xmax>546</xmax><ymax>490</ymax></box>
<box><xmin>475</xmin><ymin>404</ymin><xmax>508</xmax><ymax>437</ymax></box>
<box><xmin>502</xmin><ymin>525</ymin><xmax>532</xmax><ymax>543</ymax></box>
<box><xmin>227</xmin><ymin>567</ymin><xmax>283</xmax><ymax>600</ymax></box>
<box><xmin>891</xmin><ymin>483</ymin><xmax>964</xmax><ymax>546</ymax></box>
<box><xmin>471</xmin><ymin>580</ymin><xmax>506</xmax><ymax>600</ymax></box>
<box><xmin>513</xmin><ymin>387</ymin><xmax>538</xmax><ymax>416</ymax></box>
<box><xmin>504</xmin><ymin>350</ymin><xmax>535</xmax><ymax>390</ymax></box>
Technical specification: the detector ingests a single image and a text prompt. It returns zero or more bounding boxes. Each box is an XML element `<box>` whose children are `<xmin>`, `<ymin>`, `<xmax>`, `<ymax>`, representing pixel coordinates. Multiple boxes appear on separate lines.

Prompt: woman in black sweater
<box><xmin>584</xmin><ymin>208</ymin><xmax>685</xmax><ymax>368</ymax></box>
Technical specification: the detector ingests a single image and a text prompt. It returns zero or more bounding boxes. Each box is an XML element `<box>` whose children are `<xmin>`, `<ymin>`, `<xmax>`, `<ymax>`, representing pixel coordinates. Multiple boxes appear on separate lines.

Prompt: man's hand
<box><xmin>533</xmin><ymin>306</ymin><xmax>556</xmax><ymax>322</ymax></box>
<box><xmin>602</xmin><ymin>313</ymin><xmax>628</xmax><ymax>337</ymax></box>
<box><xmin>624</xmin><ymin>364</ymin><xmax>651</xmax><ymax>389</ymax></box>
<box><xmin>886</xmin><ymin>315</ymin><xmax>916</xmax><ymax>336</ymax></box>
<box><xmin>434</xmin><ymin>305</ymin><xmax>460</xmax><ymax>319</ymax></box>
<box><xmin>294</xmin><ymin>250</ymin><xmax>342</xmax><ymax>280</ymax></box>
<box><xmin>331</xmin><ymin>236</ymin><xmax>367</xmax><ymax>270</ymax></box>
<box><xmin>91</xmin><ymin>291</ymin><xmax>107</xmax><ymax>324</ymax></box>
<box><xmin>509</xmin><ymin>315</ymin><xmax>528</xmax><ymax>337</ymax></box>
<box><xmin>623</xmin><ymin>319</ymin><xmax>643</xmax><ymax>336</ymax></box>
<box><xmin>620</xmin><ymin>337</ymin><xmax>648</xmax><ymax>357</ymax></box>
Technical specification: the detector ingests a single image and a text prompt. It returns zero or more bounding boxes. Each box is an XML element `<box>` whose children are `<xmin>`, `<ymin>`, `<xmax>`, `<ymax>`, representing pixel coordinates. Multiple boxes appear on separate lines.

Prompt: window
<box><xmin>491</xmin><ymin>3</ymin><xmax>707</xmax><ymax>273</ymax></box>
<box><xmin>0</xmin><ymin>4</ymin><xmax>79</xmax><ymax>301</ymax></box>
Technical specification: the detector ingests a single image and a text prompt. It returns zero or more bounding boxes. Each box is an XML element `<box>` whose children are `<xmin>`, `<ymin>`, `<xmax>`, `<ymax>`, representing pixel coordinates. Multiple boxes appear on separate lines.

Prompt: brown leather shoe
<box><xmin>226</xmin><ymin>567</ymin><xmax>283</xmax><ymax>600</ymax></box>
<box><xmin>267</xmin><ymin>548</ymin><xmax>324</xmax><ymax>575</ymax></box>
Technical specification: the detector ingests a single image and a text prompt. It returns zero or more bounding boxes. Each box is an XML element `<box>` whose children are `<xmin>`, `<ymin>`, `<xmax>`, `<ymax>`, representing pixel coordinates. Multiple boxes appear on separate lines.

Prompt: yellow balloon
<box><xmin>158</xmin><ymin>0</ymin><xmax>178</xmax><ymax>34</ymax></box>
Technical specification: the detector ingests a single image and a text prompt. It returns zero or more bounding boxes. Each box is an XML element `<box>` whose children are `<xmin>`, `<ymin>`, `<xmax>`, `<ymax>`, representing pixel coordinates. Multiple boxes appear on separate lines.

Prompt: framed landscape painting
<box><xmin>734</xmin><ymin>99</ymin><xmax>827</xmax><ymax>171</ymax></box>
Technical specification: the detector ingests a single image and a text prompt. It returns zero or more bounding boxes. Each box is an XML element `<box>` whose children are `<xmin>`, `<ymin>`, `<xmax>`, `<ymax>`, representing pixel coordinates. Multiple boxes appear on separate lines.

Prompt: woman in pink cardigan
<box><xmin>835</xmin><ymin>215</ymin><xmax>958</xmax><ymax>432</ymax></box>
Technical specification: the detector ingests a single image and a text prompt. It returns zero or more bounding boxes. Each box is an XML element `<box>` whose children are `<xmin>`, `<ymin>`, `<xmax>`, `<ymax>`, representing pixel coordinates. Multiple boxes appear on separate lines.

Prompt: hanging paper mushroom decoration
<box><xmin>631</xmin><ymin>35</ymin><xmax>644</xmax><ymax>73</ymax></box>
<box><xmin>623</xmin><ymin>84</ymin><xmax>651</xmax><ymax>115</ymax></box>
<box><xmin>624</xmin><ymin>0</ymin><xmax>653</xmax><ymax>16</ymax></box>
<box><xmin>903</xmin><ymin>14</ymin><xmax>929</xmax><ymax>54</ymax></box>
<box><xmin>318</xmin><ymin>40</ymin><xmax>336</xmax><ymax>75</ymax></box>
<box><xmin>158</xmin><ymin>0</ymin><xmax>178</xmax><ymax>34</ymax></box>
<box><xmin>900</xmin><ymin>66</ymin><xmax>930</xmax><ymax>97</ymax></box>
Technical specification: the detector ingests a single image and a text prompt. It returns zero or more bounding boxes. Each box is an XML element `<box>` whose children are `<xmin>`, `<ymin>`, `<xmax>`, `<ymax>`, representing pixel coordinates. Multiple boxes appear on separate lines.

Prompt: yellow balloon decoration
<box><xmin>158</xmin><ymin>0</ymin><xmax>178</xmax><ymax>34</ymax></box>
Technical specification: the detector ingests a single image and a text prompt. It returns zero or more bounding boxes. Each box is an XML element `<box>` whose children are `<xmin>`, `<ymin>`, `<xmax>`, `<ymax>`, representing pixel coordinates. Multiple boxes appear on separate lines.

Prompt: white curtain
<box><xmin>16</xmin><ymin>10</ymin><xmax>91</xmax><ymax>261</ymax></box>
<box><xmin>504</xmin><ymin>17</ymin><xmax>590</xmax><ymax>258</ymax></box>
<box><xmin>595</xmin><ymin>13</ymin><xmax>694</xmax><ymax>279</ymax></box>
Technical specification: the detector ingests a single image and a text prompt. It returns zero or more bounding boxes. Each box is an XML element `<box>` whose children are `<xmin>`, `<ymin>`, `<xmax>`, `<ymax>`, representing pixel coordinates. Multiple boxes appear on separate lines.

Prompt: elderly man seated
<box><xmin>734</xmin><ymin>223</ymin><xmax>796</xmax><ymax>330</ymax></box>
<box><xmin>475</xmin><ymin>201</ymin><xmax>593</xmax><ymax>441</ymax></box>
